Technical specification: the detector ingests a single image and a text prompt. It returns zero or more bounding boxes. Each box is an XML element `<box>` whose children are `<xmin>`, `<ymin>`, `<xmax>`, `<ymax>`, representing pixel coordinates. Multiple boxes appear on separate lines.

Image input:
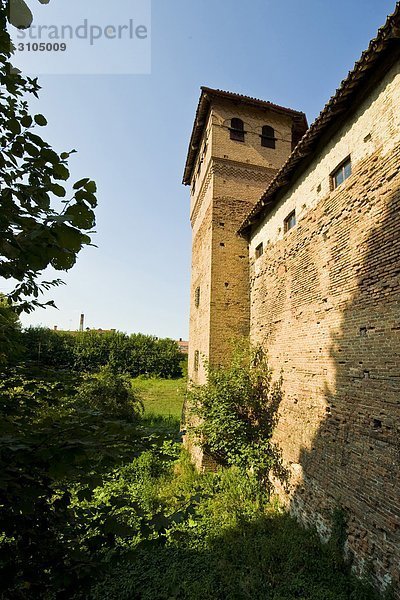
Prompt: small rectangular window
<box><xmin>332</xmin><ymin>157</ymin><xmax>352</xmax><ymax>189</ymax></box>
<box><xmin>255</xmin><ymin>242</ymin><xmax>263</xmax><ymax>259</ymax></box>
<box><xmin>195</xmin><ymin>286</ymin><xmax>200</xmax><ymax>308</ymax></box>
<box><xmin>284</xmin><ymin>210</ymin><xmax>296</xmax><ymax>233</ymax></box>
<box><xmin>194</xmin><ymin>350</ymin><xmax>199</xmax><ymax>372</ymax></box>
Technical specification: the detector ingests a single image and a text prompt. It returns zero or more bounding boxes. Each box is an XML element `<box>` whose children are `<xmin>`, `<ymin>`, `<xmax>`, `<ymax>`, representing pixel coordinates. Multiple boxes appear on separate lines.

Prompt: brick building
<box><xmin>184</xmin><ymin>3</ymin><xmax>400</xmax><ymax>594</ymax></box>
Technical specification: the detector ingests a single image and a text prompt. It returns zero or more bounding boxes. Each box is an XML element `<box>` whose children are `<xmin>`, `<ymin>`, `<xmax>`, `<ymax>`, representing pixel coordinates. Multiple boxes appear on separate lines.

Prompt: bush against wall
<box><xmin>188</xmin><ymin>344</ymin><xmax>287</xmax><ymax>491</ymax></box>
<box><xmin>22</xmin><ymin>328</ymin><xmax>184</xmax><ymax>378</ymax></box>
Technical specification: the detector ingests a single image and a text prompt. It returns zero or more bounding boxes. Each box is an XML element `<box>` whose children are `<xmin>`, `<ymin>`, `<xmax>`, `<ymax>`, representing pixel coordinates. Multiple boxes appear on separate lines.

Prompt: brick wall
<box><xmin>249</xmin><ymin>61</ymin><xmax>400</xmax><ymax>593</ymax></box>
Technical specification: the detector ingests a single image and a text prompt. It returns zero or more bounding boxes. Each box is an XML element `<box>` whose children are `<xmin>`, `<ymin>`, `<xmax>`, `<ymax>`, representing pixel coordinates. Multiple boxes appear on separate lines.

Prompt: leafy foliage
<box><xmin>8</xmin><ymin>0</ymin><xmax>52</xmax><ymax>31</ymax></box>
<box><xmin>188</xmin><ymin>344</ymin><xmax>287</xmax><ymax>489</ymax></box>
<box><xmin>0</xmin><ymin>293</ymin><xmax>22</xmax><ymax>364</ymax></box>
<box><xmin>77</xmin><ymin>365</ymin><xmax>143</xmax><ymax>421</ymax></box>
<box><xmin>90</xmin><ymin>456</ymin><xmax>382</xmax><ymax>600</ymax></box>
<box><xmin>0</xmin><ymin>365</ymin><xmax>385</xmax><ymax>600</ymax></box>
<box><xmin>22</xmin><ymin>327</ymin><xmax>185</xmax><ymax>378</ymax></box>
<box><xmin>0</xmin><ymin>367</ymin><xmax>179</xmax><ymax>598</ymax></box>
<box><xmin>1</xmin><ymin>3</ymin><xmax>97</xmax><ymax>312</ymax></box>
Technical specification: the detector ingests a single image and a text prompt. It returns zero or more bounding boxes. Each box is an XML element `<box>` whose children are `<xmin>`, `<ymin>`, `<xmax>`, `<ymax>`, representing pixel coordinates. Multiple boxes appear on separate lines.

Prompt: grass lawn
<box><xmin>132</xmin><ymin>377</ymin><xmax>186</xmax><ymax>419</ymax></box>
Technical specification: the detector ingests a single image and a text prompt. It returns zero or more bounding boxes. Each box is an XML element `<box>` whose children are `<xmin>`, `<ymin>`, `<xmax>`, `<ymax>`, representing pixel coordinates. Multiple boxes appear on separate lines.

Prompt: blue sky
<box><xmin>17</xmin><ymin>0</ymin><xmax>395</xmax><ymax>337</ymax></box>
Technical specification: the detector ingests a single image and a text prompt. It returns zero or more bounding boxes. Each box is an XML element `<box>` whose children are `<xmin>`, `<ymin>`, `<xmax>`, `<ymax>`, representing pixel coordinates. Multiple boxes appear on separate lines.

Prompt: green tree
<box><xmin>1</xmin><ymin>1</ymin><xmax>97</xmax><ymax>312</ymax></box>
<box><xmin>21</xmin><ymin>328</ymin><xmax>185</xmax><ymax>378</ymax></box>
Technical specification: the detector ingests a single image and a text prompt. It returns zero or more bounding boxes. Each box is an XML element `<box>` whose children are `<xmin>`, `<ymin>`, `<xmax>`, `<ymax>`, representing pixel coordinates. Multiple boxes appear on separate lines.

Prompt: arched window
<box><xmin>261</xmin><ymin>125</ymin><xmax>276</xmax><ymax>148</ymax></box>
<box><xmin>229</xmin><ymin>118</ymin><xmax>245</xmax><ymax>142</ymax></box>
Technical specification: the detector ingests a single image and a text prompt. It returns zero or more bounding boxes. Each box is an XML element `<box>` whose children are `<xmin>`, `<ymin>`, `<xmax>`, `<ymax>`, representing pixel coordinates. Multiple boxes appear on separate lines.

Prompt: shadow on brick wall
<box><xmin>290</xmin><ymin>180</ymin><xmax>400</xmax><ymax>593</ymax></box>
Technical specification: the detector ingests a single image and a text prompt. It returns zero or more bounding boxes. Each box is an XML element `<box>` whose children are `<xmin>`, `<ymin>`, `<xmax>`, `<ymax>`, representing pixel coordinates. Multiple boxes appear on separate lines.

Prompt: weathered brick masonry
<box><xmin>184</xmin><ymin>89</ymin><xmax>307</xmax><ymax>385</ymax></box>
<box><xmin>249</xmin><ymin>143</ymin><xmax>400</xmax><ymax>591</ymax></box>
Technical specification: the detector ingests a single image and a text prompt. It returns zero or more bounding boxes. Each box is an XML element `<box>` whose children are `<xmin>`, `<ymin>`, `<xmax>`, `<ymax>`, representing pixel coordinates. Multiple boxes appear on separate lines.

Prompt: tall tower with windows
<box><xmin>183</xmin><ymin>87</ymin><xmax>307</xmax><ymax>384</ymax></box>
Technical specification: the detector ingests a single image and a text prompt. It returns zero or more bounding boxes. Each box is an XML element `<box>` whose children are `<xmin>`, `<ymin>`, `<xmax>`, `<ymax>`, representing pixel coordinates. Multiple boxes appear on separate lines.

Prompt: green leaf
<box><xmin>11</xmin><ymin>142</ymin><xmax>24</xmax><ymax>157</ymax></box>
<box><xmin>76</xmin><ymin>487</ymin><xmax>93</xmax><ymax>502</ymax></box>
<box><xmin>26</xmin><ymin>132</ymin><xmax>47</xmax><ymax>148</ymax></box>
<box><xmin>149</xmin><ymin>512</ymin><xmax>171</xmax><ymax>532</ymax></box>
<box><xmin>25</xmin><ymin>143</ymin><xmax>40</xmax><ymax>157</ymax></box>
<box><xmin>51</xmin><ymin>184</ymin><xmax>66</xmax><ymax>198</ymax></box>
<box><xmin>84</xmin><ymin>180</ymin><xmax>97</xmax><ymax>194</ymax></box>
<box><xmin>52</xmin><ymin>163</ymin><xmax>70</xmax><ymax>181</ymax></box>
<box><xmin>53</xmin><ymin>223</ymin><xmax>86</xmax><ymax>253</ymax></box>
<box><xmin>34</xmin><ymin>114</ymin><xmax>47</xmax><ymax>126</ymax></box>
<box><xmin>50</xmin><ymin>251</ymin><xmax>77</xmax><ymax>270</ymax></box>
<box><xmin>21</xmin><ymin>115</ymin><xmax>33</xmax><ymax>128</ymax></box>
<box><xmin>7</xmin><ymin>119</ymin><xmax>21</xmax><ymax>135</ymax></box>
<box><xmin>65</xmin><ymin>204</ymin><xmax>95</xmax><ymax>229</ymax></box>
<box><xmin>41</xmin><ymin>148</ymin><xmax>60</xmax><ymax>164</ymax></box>
<box><xmin>73</xmin><ymin>178</ymin><xmax>90</xmax><ymax>190</ymax></box>
<box><xmin>103</xmin><ymin>517</ymin><xmax>137</xmax><ymax>537</ymax></box>
<box><xmin>8</xmin><ymin>0</ymin><xmax>33</xmax><ymax>29</ymax></box>
<box><xmin>74</xmin><ymin>189</ymin><xmax>97</xmax><ymax>208</ymax></box>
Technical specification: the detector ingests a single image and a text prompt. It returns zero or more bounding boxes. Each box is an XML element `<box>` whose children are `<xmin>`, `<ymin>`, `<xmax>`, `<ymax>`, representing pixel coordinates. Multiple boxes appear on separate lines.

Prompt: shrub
<box><xmin>77</xmin><ymin>366</ymin><xmax>143</xmax><ymax>421</ymax></box>
<box><xmin>89</xmin><ymin>454</ymin><xmax>381</xmax><ymax>600</ymax></box>
<box><xmin>0</xmin><ymin>367</ymin><xmax>176</xmax><ymax>599</ymax></box>
<box><xmin>187</xmin><ymin>344</ymin><xmax>287</xmax><ymax>491</ymax></box>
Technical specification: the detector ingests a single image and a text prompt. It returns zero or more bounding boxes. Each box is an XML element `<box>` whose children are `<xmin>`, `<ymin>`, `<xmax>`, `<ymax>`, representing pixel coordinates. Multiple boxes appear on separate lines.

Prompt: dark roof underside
<box><xmin>182</xmin><ymin>87</ymin><xmax>308</xmax><ymax>185</ymax></box>
<box><xmin>239</xmin><ymin>2</ymin><xmax>400</xmax><ymax>235</ymax></box>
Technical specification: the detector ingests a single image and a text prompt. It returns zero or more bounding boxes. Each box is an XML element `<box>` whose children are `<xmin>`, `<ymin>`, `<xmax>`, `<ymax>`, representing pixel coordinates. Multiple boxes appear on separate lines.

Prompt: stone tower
<box><xmin>183</xmin><ymin>87</ymin><xmax>307</xmax><ymax>384</ymax></box>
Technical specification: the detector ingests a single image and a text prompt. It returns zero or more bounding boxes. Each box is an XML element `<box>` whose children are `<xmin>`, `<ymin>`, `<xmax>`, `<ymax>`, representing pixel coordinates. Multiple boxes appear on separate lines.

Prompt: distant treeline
<box><xmin>22</xmin><ymin>328</ymin><xmax>184</xmax><ymax>378</ymax></box>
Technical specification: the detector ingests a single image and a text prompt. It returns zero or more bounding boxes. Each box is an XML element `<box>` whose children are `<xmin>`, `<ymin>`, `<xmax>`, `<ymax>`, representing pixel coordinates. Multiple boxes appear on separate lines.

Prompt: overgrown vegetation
<box><xmin>21</xmin><ymin>327</ymin><xmax>184</xmax><ymax>378</ymax></box>
<box><xmin>89</xmin><ymin>458</ymin><xmax>382</xmax><ymax>600</ymax></box>
<box><xmin>0</xmin><ymin>345</ymin><xmax>384</xmax><ymax>599</ymax></box>
<box><xmin>188</xmin><ymin>345</ymin><xmax>287</xmax><ymax>490</ymax></box>
<box><xmin>77</xmin><ymin>365</ymin><xmax>144</xmax><ymax>420</ymax></box>
<box><xmin>0</xmin><ymin>363</ymin><xmax>179</xmax><ymax>598</ymax></box>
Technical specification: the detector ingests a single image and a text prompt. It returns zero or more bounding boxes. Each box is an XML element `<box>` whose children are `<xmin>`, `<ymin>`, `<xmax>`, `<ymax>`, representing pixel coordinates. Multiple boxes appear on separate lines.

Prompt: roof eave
<box><xmin>182</xmin><ymin>87</ymin><xmax>308</xmax><ymax>186</ymax></box>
